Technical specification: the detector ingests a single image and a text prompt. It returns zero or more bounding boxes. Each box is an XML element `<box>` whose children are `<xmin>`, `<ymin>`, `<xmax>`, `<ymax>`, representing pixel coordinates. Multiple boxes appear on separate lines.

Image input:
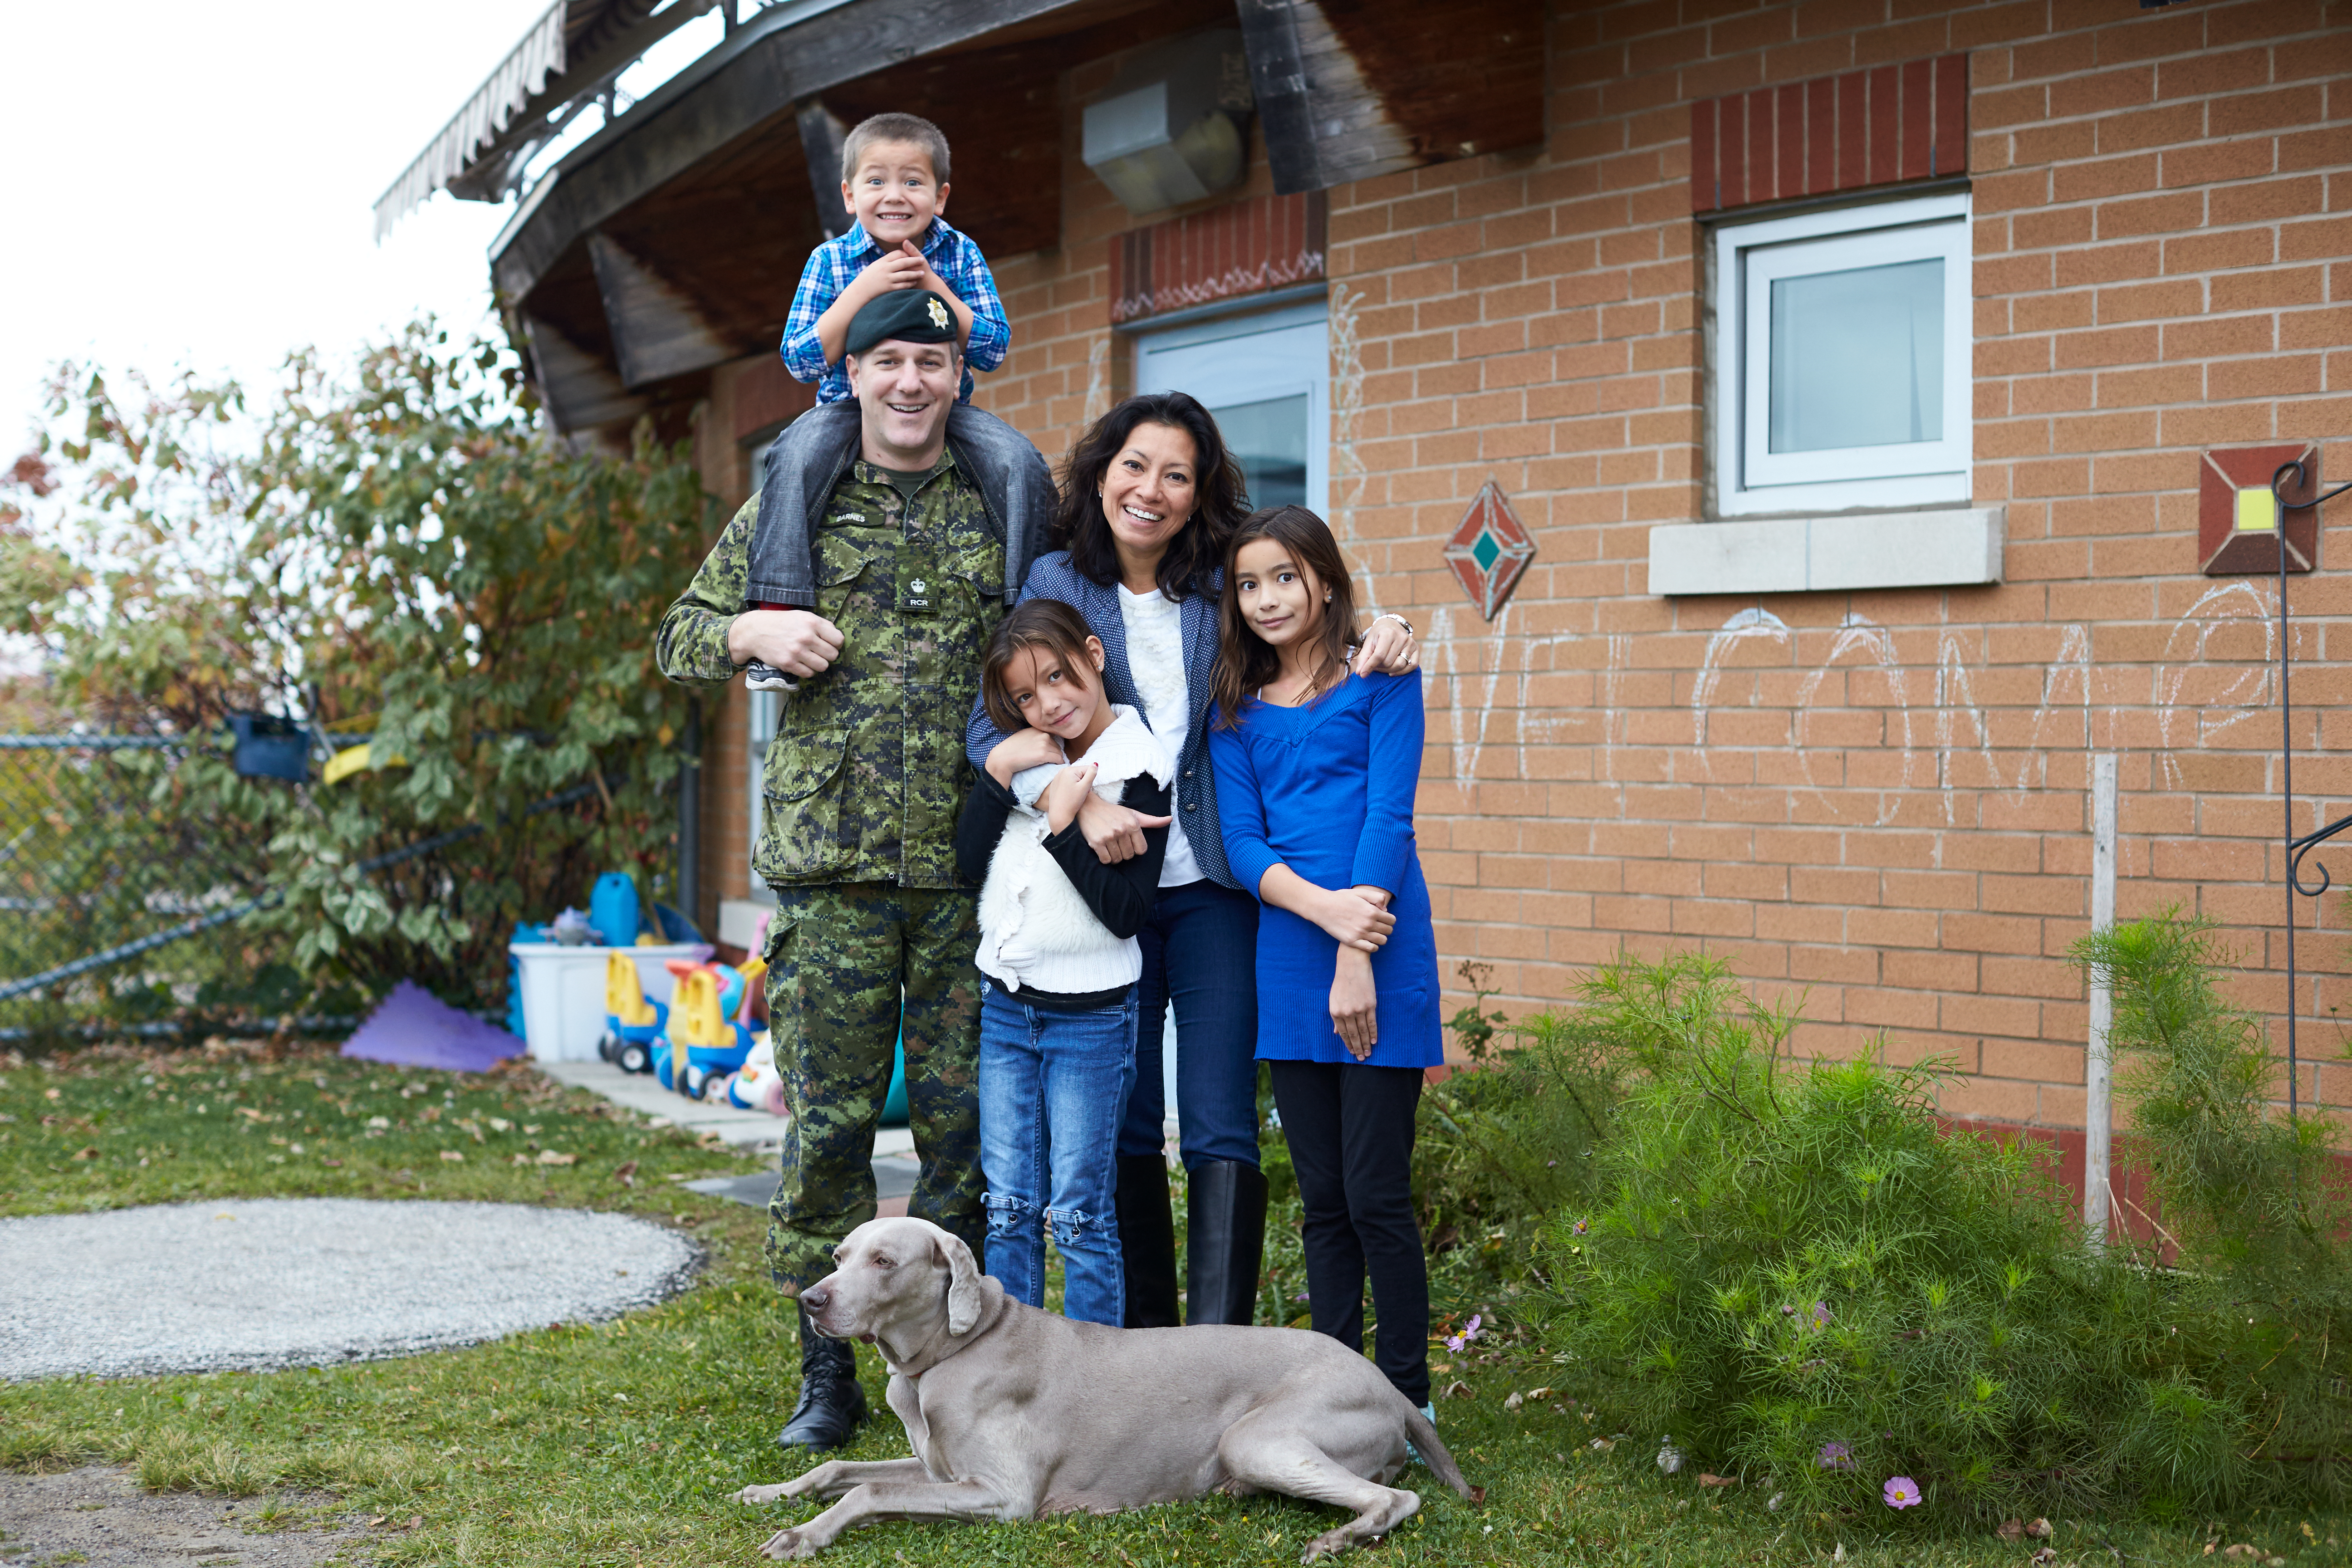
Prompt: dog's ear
<box><xmin>931</xmin><ymin>1228</ymin><xmax>984</xmax><ymax>1336</ymax></box>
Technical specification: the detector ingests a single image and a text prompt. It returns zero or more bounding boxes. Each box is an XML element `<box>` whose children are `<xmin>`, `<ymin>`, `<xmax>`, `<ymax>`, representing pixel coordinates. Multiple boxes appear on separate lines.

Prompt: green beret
<box><xmin>844</xmin><ymin>289</ymin><xmax>958</xmax><ymax>358</ymax></box>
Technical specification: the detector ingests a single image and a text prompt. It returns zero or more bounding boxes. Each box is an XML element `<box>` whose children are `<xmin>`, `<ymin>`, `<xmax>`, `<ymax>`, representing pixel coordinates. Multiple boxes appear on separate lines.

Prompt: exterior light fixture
<box><xmin>2199</xmin><ymin>443</ymin><xmax>2318</xmax><ymax>574</ymax></box>
<box><xmin>1082</xmin><ymin>30</ymin><xmax>1253</xmax><ymax>216</ymax></box>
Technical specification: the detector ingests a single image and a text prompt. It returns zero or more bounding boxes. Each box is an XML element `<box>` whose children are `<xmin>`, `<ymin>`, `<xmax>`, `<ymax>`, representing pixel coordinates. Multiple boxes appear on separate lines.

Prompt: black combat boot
<box><xmin>1183</xmin><ymin>1160</ymin><xmax>1268</xmax><ymax>1325</ymax></box>
<box><xmin>775</xmin><ymin>1313</ymin><xmax>866</xmax><ymax>1450</ymax></box>
<box><xmin>1114</xmin><ymin>1153</ymin><xmax>1181</xmax><ymax>1328</ymax></box>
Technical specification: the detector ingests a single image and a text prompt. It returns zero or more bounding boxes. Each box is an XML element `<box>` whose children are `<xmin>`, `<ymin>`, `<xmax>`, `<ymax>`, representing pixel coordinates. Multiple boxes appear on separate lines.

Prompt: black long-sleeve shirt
<box><xmin>954</xmin><ymin>767</ymin><xmax>1172</xmax><ymax>1010</ymax></box>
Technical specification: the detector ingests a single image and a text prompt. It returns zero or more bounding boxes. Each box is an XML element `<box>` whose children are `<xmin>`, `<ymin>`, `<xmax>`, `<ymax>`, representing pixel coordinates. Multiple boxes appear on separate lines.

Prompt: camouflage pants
<box><xmin>762</xmin><ymin>881</ymin><xmax>984</xmax><ymax>1290</ymax></box>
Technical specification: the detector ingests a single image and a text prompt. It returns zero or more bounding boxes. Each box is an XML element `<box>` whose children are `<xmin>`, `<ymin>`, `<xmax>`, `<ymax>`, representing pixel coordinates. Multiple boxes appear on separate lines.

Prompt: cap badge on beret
<box><xmin>843</xmin><ymin>288</ymin><xmax>959</xmax><ymax>358</ymax></box>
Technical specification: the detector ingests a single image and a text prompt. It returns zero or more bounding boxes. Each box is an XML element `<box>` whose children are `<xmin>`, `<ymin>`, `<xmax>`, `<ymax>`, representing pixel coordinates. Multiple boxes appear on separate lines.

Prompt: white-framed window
<box><xmin>1709</xmin><ymin>190</ymin><xmax>1971</xmax><ymax>517</ymax></box>
<box><xmin>1131</xmin><ymin>295</ymin><xmax>1329</xmax><ymax>517</ymax></box>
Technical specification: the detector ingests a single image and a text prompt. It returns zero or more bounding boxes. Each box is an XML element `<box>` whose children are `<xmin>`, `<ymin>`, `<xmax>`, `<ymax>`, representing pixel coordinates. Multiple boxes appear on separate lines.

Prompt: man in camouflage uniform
<box><xmin>656</xmin><ymin>289</ymin><xmax>1052</xmax><ymax>1448</ymax></box>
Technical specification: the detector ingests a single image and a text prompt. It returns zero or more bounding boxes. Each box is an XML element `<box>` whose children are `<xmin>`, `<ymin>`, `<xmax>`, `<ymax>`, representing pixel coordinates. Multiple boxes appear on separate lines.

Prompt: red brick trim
<box><xmin>1108</xmin><ymin>191</ymin><xmax>1328</xmax><ymax>326</ymax></box>
<box><xmin>1691</xmin><ymin>54</ymin><xmax>1969</xmax><ymax>214</ymax></box>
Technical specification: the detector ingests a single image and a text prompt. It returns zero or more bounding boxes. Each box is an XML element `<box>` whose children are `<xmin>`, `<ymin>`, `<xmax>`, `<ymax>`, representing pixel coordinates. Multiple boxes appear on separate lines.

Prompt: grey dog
<box><xmin>735</xmin><ymin>1215</ymin><xmax>1475</xmax><ymax>1561</ymax></box>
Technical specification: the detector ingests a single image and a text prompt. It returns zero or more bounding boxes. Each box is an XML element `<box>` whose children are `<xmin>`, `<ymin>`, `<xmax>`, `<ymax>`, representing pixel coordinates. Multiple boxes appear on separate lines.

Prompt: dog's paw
<box><xmin>735</xmin><ymin>1483</ymin><xmax>793</xmax><ymax>1507</ymax></box>
<box><xmin>758</xmin><ymin>1526</ymin><xmax>819</xmax><ymax>1559</ymax></box>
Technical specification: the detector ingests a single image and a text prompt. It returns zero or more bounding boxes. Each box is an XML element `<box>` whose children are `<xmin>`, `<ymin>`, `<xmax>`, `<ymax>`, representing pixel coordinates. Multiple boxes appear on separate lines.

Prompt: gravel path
<box><xmin>0</xmin><ymin>1198</ymin><xmax>698</xmax><ymax>1382</ymax></box>
<box><xmin>0</xmin><ymin>1465</ymin><xmax>378</xmax><ymax>1568</ymax></box>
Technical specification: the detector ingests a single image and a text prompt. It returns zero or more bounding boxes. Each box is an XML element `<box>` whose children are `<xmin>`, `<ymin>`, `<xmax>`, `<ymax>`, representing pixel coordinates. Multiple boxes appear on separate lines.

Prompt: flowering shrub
<box><xmin>1534</xmin><ymin>948</ymin><xmax>2351</xmax><ymax>1526</ymax></box>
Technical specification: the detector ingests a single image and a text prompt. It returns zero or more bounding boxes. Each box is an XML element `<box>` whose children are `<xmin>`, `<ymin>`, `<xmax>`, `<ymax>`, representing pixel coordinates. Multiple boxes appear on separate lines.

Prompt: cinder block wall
<box><xmin>715</xmin><ymin>0</ymin><xmax>2352</xmax><ymax>1129</ymax></box>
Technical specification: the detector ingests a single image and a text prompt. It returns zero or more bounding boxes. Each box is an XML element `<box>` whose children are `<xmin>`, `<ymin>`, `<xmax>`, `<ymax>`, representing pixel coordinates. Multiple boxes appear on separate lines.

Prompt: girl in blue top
<box><xmin>1206</xmin><ymin>504</ymin><xmax>1441</xmax><ymax>1419</ymax></box>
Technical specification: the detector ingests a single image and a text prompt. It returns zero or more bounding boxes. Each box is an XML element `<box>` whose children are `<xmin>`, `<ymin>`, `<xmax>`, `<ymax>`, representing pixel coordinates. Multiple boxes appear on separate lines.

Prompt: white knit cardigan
<box><xmin>975</xmin><ymin>706</ymin><xmax>1172</xmax><ymax>997</ymax></box>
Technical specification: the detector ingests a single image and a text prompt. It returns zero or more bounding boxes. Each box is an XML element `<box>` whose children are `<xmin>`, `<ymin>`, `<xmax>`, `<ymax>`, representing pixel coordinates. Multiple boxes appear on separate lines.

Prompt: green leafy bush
<box><xmin>1505</xmin><ymin>940</ymin><xmax>2352</xmax><ymax>1526</ymax></box>
<box><xmin>1538</xmin><ymin>954</ymin><xmax>2151</xmax><ymax>1523</ymax></box>
<box><xmin>2</xmin><ymin>326</ymin><xmax>710</xmax><ymax>1019</ymax></box>
<box><xmin>2075</xmin><ymin>914</ymin><xmax>2352</xmax><ymax>1511</ymax></box>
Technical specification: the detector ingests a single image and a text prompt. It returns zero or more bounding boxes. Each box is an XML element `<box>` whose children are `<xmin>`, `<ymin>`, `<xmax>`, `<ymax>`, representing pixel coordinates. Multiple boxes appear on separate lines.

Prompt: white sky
<box><xmin>0</xmin><ymin>0</ymin><xmax>725</xmax><ymax>457</ymax></box>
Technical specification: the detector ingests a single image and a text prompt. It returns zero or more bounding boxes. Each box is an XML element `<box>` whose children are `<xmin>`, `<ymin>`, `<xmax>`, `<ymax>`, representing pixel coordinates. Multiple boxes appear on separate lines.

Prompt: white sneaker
<box><xmin>743</xmin><ymin>660</ymin><xmax>796</xmax><ymax>692</ymax></box>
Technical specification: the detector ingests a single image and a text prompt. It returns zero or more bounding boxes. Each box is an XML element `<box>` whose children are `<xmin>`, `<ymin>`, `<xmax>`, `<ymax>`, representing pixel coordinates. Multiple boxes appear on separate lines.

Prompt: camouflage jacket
<box><xmin>656</xmin><ymin>456</ymin><xmax>1004</xmax><ymax>889</ymax></box>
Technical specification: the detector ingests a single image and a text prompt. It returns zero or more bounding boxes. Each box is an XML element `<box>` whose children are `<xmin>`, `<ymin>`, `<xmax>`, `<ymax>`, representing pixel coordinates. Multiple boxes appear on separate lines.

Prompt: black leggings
<box><xmin>1268</xmin><ymin>1059</ymin><xmax>1429</xmax><ymax>1406</ymax></box>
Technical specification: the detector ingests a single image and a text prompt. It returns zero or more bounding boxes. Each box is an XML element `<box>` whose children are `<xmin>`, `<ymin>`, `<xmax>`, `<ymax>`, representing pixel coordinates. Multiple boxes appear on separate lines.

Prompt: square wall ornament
<box><xmin>1444</xmin><ymin>481</ymin><xmax>1537</xmax><ymax>620</ymax></box>
<box><xmin>2200</xmin><ymin>443</ymin><xmax>2319</xmax><ymax>575</ymax></box>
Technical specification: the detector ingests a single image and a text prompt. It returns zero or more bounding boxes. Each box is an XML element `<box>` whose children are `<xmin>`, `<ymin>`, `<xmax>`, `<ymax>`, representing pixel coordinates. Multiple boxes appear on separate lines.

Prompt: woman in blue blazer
<box><xmin>965</xmin><ymin>391</ymin><xmax>1417</xmax><ymax>1328</ymax></box>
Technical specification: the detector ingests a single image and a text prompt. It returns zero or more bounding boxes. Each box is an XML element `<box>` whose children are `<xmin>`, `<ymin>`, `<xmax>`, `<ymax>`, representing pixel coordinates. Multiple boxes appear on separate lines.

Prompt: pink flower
<box><xmin>1883</xmin><ymin>1475</ymin><xmax>1922</xmax><ymax>1509</ymax></box>
<box><xmin>1817</xmin><ymin>1442</ymin><xmax>1854</xmax><ymax>1471</ymax></box>
<box><xmin>1444</xmin><ymin>1313</ymin><xmax>1484</xmax><ymax>1353</ymax></box>
<box><xmin>1810</xmin><ymin>1300</ymin><xmax>1833</xmax><ymax>1328</ymax></box>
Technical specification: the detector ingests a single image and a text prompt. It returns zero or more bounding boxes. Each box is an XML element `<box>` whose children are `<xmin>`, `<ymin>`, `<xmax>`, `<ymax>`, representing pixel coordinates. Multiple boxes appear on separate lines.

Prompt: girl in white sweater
<box><xmin>954</xmin><ymin>601</ymin><xmax>1174</xmax><ymax>1324</ymax></box>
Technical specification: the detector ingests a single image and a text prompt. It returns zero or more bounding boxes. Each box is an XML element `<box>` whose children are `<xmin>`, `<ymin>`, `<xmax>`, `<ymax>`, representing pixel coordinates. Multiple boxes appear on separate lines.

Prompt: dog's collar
<box><xmin>877</xmin><ymin>1292</ymin><xmax>1007</xmax><ymax>1378</ymax></box>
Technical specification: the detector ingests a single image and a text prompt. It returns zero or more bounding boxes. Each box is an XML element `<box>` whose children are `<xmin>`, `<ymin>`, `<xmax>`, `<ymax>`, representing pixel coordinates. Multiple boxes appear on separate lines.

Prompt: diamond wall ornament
<box><xmin>1443</xmin><ymin>481</ymin><xmax>1538</xmax><ymax>620</ymax></box>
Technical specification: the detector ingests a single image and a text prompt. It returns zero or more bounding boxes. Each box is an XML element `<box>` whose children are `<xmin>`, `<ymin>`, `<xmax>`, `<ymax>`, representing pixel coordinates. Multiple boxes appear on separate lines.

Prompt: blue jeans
<box><xmin>1119</xmin><ymin>878</ymin><xmax>1262</xmax><ymax>1169</ymax></box>
<box><xmin>979</xmin><ymin>981</ymin><xmax>1137</xmax><ymax>1326</ymax></box>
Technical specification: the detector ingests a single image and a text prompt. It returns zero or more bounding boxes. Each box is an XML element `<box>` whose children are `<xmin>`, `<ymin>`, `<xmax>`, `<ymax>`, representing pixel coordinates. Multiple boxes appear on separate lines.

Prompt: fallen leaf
<box><xmin>2030</xmin><ymin>1550</ymin><xmax>2057</xmax><ymax>1567</ymax></box>
<box><xmin>406</xmin><ymin>1515</ymin><xmax>422</xmax><ymax>1531</ymax></box>
<box><xmin>1698</xmin><ymin>1473</ymin><xmax>1737</xmax><ymax>1488</ymax></box>
<box><xmin>2028</xmin><ymin>1519</ymin><xmax>2053</xmax><ymax>1540</ymax></box>
<box><xmin>2000</xmin><ymin>1520</ymin><xmax>2026</xmax><ymax>1542</ymax></box>
<box><xmin>439</xmin><ymin>1150</ymin><xmax>465</xmax><ymax>1163</ymax></box>
<box><xmin>1504</xmin><ymin>1392</ymin><xmax>1524</xmax><ymax>1412</ymax></box>
<box><xmin>613</xmin><ymin>1160</ymin><xmax>639</xmax><ymax>1186</ymax></box>
<box><xmin>2221</xmin><ymin>1549</ymin><xmax>2261</xmax><ymax>1560</ymax></box>
<box><xmin>537</xmin><ymin>1149</ymin><xmax>576</xmax><ymax>1166</ymax></box>
<box><xmin>72</xmin><ymin>1146</ymin><xmax>99</xmax><ymax>1160</ymax></box>
<box><xmin>1441</xmin><ymin>1380</ymin><xmax>1473</xmax><ymax>1401</ymax></box>
<box><xmin>512</xmin><ymin>1153</ymin><xmax>532</xmax><ymax>1166</ymax></box>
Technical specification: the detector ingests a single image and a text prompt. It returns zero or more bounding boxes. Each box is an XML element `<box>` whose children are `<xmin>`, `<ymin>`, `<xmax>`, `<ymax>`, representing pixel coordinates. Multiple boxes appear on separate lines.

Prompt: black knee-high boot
<box><xmin>1183</xmin><ymin>1160</ymin><xmax>1267</xmax><ymax>1325</ymax></box>
<box><xmin>1114</xmin><ymin>1154</ymin><xmax>1181</xmax><ymax>1328</ymax></box>
<box><xmin>776</xmin><ymin>1311</ymin><xmax>866</xmax><ymax>1450</ymax></box>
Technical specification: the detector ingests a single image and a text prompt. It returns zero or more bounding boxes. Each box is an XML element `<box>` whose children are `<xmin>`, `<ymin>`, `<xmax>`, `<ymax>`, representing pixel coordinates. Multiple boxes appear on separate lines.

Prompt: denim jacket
<box><xmin>746</xmin><ymin>402</ymin><xmax>1054</xmax><ymax>609</ymax></box>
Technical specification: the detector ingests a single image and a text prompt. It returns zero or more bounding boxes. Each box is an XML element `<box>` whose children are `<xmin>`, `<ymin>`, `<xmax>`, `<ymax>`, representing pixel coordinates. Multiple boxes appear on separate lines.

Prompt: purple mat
<box><xmin>341</xmin><ymin>980</ymin><xmax>521</xmax><ymax>1073</ymax></box>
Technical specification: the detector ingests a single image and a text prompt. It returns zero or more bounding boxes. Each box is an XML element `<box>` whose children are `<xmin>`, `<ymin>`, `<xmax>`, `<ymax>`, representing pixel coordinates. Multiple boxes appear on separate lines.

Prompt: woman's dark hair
<box><xmin>1210</xmin><ymin>505</ymin><xmax>1360</xmax><ymax>730</ymax></box>
<box><xmin>980</xmin><ymin>599</ymin><xmax>1099</xmax><ymax>734</ymax></box>
<box><xmin>1052</xmin><ymin>391</ymin><xmax>1249</xmax><ymax>601</ymax></box>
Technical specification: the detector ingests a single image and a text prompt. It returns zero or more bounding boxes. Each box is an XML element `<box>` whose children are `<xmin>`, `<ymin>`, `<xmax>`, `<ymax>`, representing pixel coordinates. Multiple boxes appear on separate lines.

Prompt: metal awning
<box><xmin>373</xmin><ymin>0</ymin><xmax>716</xmax><ymax>241</ymax></box>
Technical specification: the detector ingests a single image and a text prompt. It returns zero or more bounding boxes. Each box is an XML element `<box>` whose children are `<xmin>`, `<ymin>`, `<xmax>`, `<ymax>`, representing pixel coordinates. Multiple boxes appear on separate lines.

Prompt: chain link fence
<box><xmin>0</xmin><ymin>737</ymin><xmax>284</xmax><ymax>1039</ymax></box>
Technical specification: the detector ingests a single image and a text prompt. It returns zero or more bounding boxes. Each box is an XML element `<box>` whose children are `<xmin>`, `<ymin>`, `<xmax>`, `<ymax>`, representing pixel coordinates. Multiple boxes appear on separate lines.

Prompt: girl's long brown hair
<box><xmin>980</xmin><ymin>600</ymin><xmax>1098</xmax><ymax>733</ymax></box>
<box><xmin>1210</xmin><ymin>505</ymin><xmax>1359</xmax><ymax>730</ymax></box>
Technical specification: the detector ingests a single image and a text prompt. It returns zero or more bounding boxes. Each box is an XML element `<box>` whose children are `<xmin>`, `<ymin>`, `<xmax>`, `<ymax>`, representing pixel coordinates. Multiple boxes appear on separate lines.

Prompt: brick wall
<box><xmin>1322</xmin><ymin>0</ymin><xmax>2352</xmax><ymax>1123</ymax></box>
<box><xmin>697</xmin><ymin>0</ymin><xmax>2352</xmax><ymax>1130</ymax></box>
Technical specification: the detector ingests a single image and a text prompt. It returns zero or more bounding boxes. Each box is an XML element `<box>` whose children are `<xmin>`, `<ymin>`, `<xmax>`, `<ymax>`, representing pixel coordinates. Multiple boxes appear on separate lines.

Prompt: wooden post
<box><xmin>2085</xmin><ymin>752</ymin><xmax>2117</xmax><ymax>1248</ymax></box>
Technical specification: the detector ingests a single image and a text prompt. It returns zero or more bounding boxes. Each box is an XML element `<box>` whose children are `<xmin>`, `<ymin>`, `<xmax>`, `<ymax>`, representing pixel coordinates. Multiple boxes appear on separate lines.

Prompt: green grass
<box><xmin>4</xmin><ymin>1042</ymin><xmax>2350</xmax><ymax>1567</ymax></box>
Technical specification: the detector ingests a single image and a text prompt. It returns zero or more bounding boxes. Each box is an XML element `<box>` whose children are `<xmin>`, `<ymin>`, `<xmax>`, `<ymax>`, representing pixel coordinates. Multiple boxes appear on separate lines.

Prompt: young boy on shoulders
<box><xmin>781</xmin><ymin>112</ymin><xmax>1008</xmax><ymax>406</ymax></box>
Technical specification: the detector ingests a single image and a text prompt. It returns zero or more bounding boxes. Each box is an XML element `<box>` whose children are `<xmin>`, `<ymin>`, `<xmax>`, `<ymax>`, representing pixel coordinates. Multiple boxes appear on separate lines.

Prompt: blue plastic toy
<box><xmin>654</xmin><ymin>957</ymin><xmax>763</xmax><ymax>1098</ymax></box>
<box><xmin>505</xmin><ymin>922</ymin><xmax>547</xmax><ymax>1039</ymax></box>
<box><xmin>597</xmin><ymin>952</ymin><xmax>670</xmax><ymax>1075</ymax></box>
<box><xmin>589</xmin><ymin>872</ymin><xmax>641</xmax><ymax>949</ymax></box>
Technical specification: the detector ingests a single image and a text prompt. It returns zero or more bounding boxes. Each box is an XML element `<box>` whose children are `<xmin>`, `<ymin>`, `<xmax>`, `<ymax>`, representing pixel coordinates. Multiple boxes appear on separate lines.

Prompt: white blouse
<box><xmin>1116</xmin><ymin>584</ymin><xmax>1204</xmax><ymax>889</ymax></box>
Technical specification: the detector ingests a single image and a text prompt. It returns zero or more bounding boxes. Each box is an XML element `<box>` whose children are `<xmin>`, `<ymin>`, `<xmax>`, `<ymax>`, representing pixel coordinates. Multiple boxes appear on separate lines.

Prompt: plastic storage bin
<box><xmin>510</xmin><ymin>942</ymin><xmax>710</xmax><ymax>1061</ymax></box>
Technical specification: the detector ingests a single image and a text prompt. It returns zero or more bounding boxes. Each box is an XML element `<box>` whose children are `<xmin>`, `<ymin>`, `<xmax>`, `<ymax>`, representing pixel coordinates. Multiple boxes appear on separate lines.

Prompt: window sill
<box><xmin>1646</xmin><ymin>507</ymin><xmax>2004</xmax><ymax>597</ymax></box>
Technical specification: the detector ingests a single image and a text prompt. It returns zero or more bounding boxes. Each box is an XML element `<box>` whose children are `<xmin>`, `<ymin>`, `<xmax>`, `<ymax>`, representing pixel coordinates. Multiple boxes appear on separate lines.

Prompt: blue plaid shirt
<box><xmin>780</xmin><ymin>217</ymin><xmax>1009</xmax><ymax>404</ymax></box>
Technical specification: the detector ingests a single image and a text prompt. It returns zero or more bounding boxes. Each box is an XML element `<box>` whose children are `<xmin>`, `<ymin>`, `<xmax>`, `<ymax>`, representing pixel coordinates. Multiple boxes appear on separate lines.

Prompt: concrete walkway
<box><xmin>536</xmin><ymin>1056</ymin><xmax>921</xmax><ymax>1215</ymax></box>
